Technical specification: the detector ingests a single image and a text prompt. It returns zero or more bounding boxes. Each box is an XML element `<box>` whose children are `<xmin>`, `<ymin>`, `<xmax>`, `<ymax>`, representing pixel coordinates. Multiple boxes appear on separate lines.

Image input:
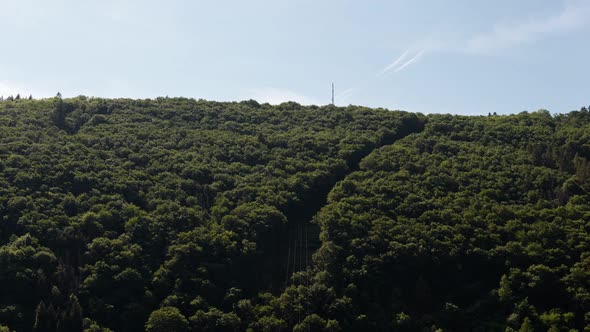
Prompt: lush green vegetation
<box><xmin>0</xmin><ymin>96</ymin><xmax>588</xmax><ymax>331</ymax></box>
<box><xmin>0</xmin><ymin>96</ymin><xmax>421</xmax><ymax>331</ymax></box>
<box><xmin>303</xmin><ymin>110</ymin><xmax>590</xmax><ymax>331</ymax></box>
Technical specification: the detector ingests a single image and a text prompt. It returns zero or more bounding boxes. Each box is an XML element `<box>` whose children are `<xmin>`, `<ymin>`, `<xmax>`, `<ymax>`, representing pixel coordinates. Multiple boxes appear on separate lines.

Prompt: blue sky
<box><xmin>1</xmin><ymin>0</ymin><xmax>589</xmax><ymax>115</ymax></box>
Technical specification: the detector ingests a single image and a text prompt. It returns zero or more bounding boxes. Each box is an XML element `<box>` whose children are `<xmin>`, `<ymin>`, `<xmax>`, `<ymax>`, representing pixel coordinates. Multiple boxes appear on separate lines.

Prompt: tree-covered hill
<box><xmin>0</xmin><ymin>96</ymin><xmax>423</xmax><ymax>331</ymax></box>
<box><xmin>302</xmin><ymin>110</ymin><xmax>590</xmax><ymax>331</ymax></box>
<box><xmin>0</xmin><ymin>96</ymin><xmax>588</xmax><ymax>331</ymax></box>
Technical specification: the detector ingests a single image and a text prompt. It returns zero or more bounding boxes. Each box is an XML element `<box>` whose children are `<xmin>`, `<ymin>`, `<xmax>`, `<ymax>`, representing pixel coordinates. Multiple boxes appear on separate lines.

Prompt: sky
<box><xmin>1</xmin><ymin>0</ymin><xmax>589</xmax><ymax>115</ymax></box>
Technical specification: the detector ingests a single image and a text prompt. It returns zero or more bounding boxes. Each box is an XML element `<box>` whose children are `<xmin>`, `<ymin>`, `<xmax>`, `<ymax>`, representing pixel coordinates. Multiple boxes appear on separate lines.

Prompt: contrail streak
<box><xmin>336</xmin><ymin>87</ymin><xmax>356</xmax><ymax>98</ymax></box>
<box><xmin>377</xmin><ymin>50</ymin><xmax>409</xmax><ymax>76</ymax></box>
<box><xmin>394</xmin><ymin>49</ymin><xmax>425</xmax><ymax>72</ymax></box>
<box><xmin>338</xmin><ymin>48</ymin><xmax>425</xmax><ymax>104</ymax></box>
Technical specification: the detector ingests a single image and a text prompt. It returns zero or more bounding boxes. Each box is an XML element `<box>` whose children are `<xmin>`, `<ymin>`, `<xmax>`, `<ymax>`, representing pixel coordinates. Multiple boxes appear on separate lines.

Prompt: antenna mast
<box><xmin>331</xmin><ymin>82</ymin><xmax>334</xmax><ymax>105</ymax></box>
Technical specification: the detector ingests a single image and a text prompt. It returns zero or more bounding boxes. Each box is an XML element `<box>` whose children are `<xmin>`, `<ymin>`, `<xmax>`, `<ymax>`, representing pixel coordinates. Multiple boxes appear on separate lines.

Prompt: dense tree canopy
<box><xmin>294</xmin><ymin>110</ymin><xmax>590</xmax><ymax>331</ymax></box>
<box><xmin>0</xmin><ymin>96</ymin><xmax>588</xmax><ymax>331</ymax></box>
<box><xmin>0</xmin><ymin>96</ymin><xmax>422</xmax><ymax>331</ymax></box>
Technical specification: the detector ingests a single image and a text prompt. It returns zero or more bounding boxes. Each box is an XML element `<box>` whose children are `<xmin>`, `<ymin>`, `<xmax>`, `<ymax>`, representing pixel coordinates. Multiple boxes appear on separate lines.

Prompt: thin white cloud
<box><xmin>465</xmin><ymin>0</ymin><xmax>590</xmax><ymax>54</ymax></box>
<box><xmin>0</xmin><ymin>81</ymin><xmax>51</xmax><ymax>99</ymax></box>
<box><xmin>394</xmin><ymin>49</ymin><xmax>425</xmax><ymax>72</ymax></box>
<box><xmin>337</xmin><ymin>87</ymin><xmax>356</xmax><ymax>99</ymax></box>
<box><xmin>241</xmin><ymin>87</ymin><xmax>322</xmax><ymax>105</ymax></box>
<box><xmin>378</xmin><ymin>50</ymin><xmax>409</xmax><ymax>76</ymax></box>
<box><xmin>336</xmin><ymin>49</ymin><xmax>425</xmax><ymax>106</ymax></box>
<box><xmin>334</xmin><ymin>87</ymin><xmax>358</xmax><ymax>105</ymax></box>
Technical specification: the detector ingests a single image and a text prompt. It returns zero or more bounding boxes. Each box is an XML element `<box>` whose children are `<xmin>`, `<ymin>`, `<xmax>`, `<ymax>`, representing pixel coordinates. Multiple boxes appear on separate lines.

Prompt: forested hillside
<box><xmin>0</xmin><ymin>96</ymin><xmax>422</xmax><ymax>331</ymax></box>
<box><xmin>0</xmin><ymin>96</ymin><xmax>588</xmax><ymax>331</ymax></box>
<box><xmin>301</xmin><ymin>111</ymin><xmax>590</xmax><ymax>331</ymax></box>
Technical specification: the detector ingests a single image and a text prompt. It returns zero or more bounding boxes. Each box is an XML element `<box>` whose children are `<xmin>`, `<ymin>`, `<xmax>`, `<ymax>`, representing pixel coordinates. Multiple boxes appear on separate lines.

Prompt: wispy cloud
<box><xmin>337</xmin><ymin>48</ymin><xmax>425</xmax><ymax>104</ymax></box>
<box><xmin>377</xmin><ymin>50</ymin><xmax>409</xmax><ymax>76</ymax></box>
<box><xmin>337</xmin><ymin>87</ymin><xmax>356</xmax><ymax>99</ymax></box>
<box><xmin>241</xmin><ymin>87</ymin><xmax>322</xmax><ymax>105</ymax></box>
<box><xmin>377</xmin><ymin>49</ymin><xmax>426</xmax><ymax>77</ymax></box>
<box><xmin>465</xmin><ymin>0</ymin><xmax>590</xmax><ymax>54</ymax></box>
<box><xmin>334</xmin><ymin>87</ymin><xmax>359</xmax><ymax>105</ymax></box>
<box><xmin>0</xmin><ymin>81</ymin><xmax>51</xmax><ymax>98</ymax></box>
<box><xmin>393</xmin><ymin>49</ymin><xmax>425</xmax><ymax>72</ymax></box>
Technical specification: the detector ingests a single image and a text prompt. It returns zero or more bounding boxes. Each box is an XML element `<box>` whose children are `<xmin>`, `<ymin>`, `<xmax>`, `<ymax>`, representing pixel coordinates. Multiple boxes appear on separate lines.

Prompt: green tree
<box><xmin>145</xmin><ymin>307</ymin><xmax>188</xmax><ymax>332</ymax></box>
<box><xmin>518</xmin><ymin>318</ymin><xmax>535</xmax><ymax>332</ymax></box>
<box><xmin>52</xmin><ymin>95</ymin><xmax>66</xmax><ymax>129</ymax></box>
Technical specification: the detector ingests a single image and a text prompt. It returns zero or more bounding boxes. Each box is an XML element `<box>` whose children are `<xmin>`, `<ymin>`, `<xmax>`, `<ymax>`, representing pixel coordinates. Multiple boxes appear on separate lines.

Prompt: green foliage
<box><xmin>0</xmin><ymin>96</ymin><xmax>588</xmax><ymax>331</ymax></box>
<box><xmin>145</xmin><ymin>306</ymin><xmax>188</xmax><ymax>332</ymax></box>
<box><xmin>282</xmin><ymin>110</ymin><xmax>590</xmax><ymax>331</ymax></box>
<box><xmin>0</xmin><ymin>97</ymin><xmax>422</xmax><ymax>331</ymax></box>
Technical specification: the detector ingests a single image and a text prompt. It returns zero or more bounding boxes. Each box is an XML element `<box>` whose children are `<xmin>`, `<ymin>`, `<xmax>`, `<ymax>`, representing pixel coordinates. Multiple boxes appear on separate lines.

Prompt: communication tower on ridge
<box><xmin>331</xmin><ymin>83</ymin><xmax>335</xmax><ymax>105</ymax></box>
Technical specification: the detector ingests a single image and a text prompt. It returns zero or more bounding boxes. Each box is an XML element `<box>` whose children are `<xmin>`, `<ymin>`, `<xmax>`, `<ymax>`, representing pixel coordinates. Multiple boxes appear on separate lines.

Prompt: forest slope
<box><xmin>0</xmin><ymin>97</ymin><xmax>423</xmax><ymax>331</ymax></box>
<box><xmin>298</xmin><ymin>110</ymin><xmax>590</xmax><ymax>331</ymax></box>
<box><xmin>0</xmin><ymin>97</ymin><xmax>589</xmax><ymax>331</ymax></box>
